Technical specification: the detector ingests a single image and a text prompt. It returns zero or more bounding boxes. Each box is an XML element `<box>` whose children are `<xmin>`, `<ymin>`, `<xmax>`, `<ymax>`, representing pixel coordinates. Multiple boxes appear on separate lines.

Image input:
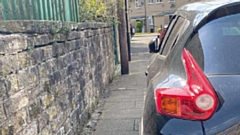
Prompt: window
<box><xmin>135</xmin><ymin>0</ymin><xmax>141</xmax><ymax>8</ymax></box>
<box><xmin>222</xmin><ymin>27</ymin><xmax>240</xmax><ymax>35</ymax></box>
<box><xmin>149</xmin><ymin>0</ymin><xmax>153</xmax><ymax>4</ymax></box>
<box><xmin>156</xmin><ymin>0</ymin><xmax>162</xmax><ymax>3</ymax></box>
<box><xmin>160</xmin><ymin>16</ymin><xmax>186</xmax><ymax>55</ymax></box>
<box><xmin>168</xmin><ymin>0</ymin><xmax>175</xmax><ymax>2</ymax></box>
<box><xmin>186</xmin><ymin>13</ymin><xmax>240</xmax><ymax>74</ymax></box>
<box><xmin>149</xmin><ymin>16</ymin><xmax>153</xmax><ymax>25</ymax></box>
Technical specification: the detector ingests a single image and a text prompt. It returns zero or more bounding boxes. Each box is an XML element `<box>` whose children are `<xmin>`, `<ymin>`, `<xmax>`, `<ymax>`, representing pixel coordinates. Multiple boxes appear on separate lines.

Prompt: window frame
<box><xmin>149</xmin><ymin>16</ymin><xmax>153</xmax><ymax>25</ymax></box>
<box><xmin>159</xmin><ymin>16</ymin><xmax>189</xmax><ymax>56</ymax></box>
<box><xmin>158</xmin><ymin>15</ymin><xmax>177</xmax><ymax>55</ymax></box>
<box><xmin>156</xmin><ymin>0</ymin><xmax>163</xmax><ymax>3</ymax></box>
<box><xmin>135</xmin><ymin>0</ymin><xmax>141</xmax><ymax>8</ymax></box>
<box><xmin>148</xmin><ymin>0</ymin><xmax>153</xmax><ymax>4</ymax></box>
<box><xmin>168</xmin><ymin>0</ymin><xmax>175</xmax><ymax>2</ymax></box>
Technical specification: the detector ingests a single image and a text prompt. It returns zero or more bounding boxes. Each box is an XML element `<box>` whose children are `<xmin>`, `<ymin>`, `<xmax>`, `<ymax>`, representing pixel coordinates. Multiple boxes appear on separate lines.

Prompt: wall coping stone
<box><xmin>0</xmin><ymin>21</ymin><xmax>112</xmax><ymax>34</ymax></box>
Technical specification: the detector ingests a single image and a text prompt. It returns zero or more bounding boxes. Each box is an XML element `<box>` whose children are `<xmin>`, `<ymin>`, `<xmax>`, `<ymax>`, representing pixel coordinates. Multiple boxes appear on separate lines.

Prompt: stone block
<box><xmin>3</xmin><ymin>91</ymin><xmax>28</xmax><ymax>114</ymax></box>
<box><xmin>50</xmin><ymin>110</ymin><xmax>69</xmax><ymax>133</ymax></box>
<box><xmin>0</xmin><ymin>123</ymin><xmax>14</xmax><ymax>135</ymax></box>
<box><xmin>43</xmin><ymin>46</ymin><xmax>53</xmax><ymax>61</ymax></box>
<box><xmin>52</xmin><ymin>43</ymin><xmax>59</xmax><ymax>58</ymax></box>
<box><xmin>47</xmin><ymin>105</ymin><xmax>58</xmax><ymax>122</ymax></box>
<box><xmin>18</xmin><ymin>52</ymin><xmax>32</xmax><ymax>69</ymax></box>
<box><xmin>68</xmin><ymin>31</ymin><xmax>83</xmax><ymax>40</ymax></box>
<box><xmin>0</xmin><ymin>34</ymin><xmax>28</xmax><ymax>55</ymax></box>
<box><xmin>38</xmin><ymin>62</ymin><xmax>49</xmax><ymax>80</ymax></box>
<box><xmin>39</xmin><ymin>125</ymin><xmax>52</xmax><ymax>135</ymax></box>
<box><xmin>37</xmin><ymin>112</ymin><xmax>50</xmax><ymax>132</ymax></box>
<box><xmin>0</xmin><ymin>77</ymin><xmax>9</xmax><ymax>98</ymax></box>
<box><xmin>41</xmin><ymin>94</ymin><xmax>54</xmax><ymax>109</ymax></box>
<box><xmin>63</xmin><ymin>54</ymin><xmax>72</xmax><ymax>67</ymax></box>
<box><xmin>17</xmin><ymin>67</ymin><xmax>38</xmax><ymax>90</ymax></box>
<box><xmin>54</xmin><ymin>80</ymin><xmax>68</xmax><ymax>97</ymax></box>
<box><xmin>56</xmin><ymin>127</ymin><xmax>65</xmax><ymax>135</ymax></box>
<box><xmin>27</xmin><ymin>34</ymin><xmax>50</xmax><ymax>47</ymax></box>
<box><xmin>49</xmin><ymin>59</ymin><xmax>57</xmax><ymax>73</ymax></box>
<box><xmin>0</xmin><ymin>104</ymin><xmax>7</xmax><ymax>123</ymax></box>
<box><xmin>27</xmin><ymin>100</ymin><xmax>43</xmax><ymax>121</ymax></box>
<box><xmin>8</xmin><ymin>108</ymin><xmax>28</xmax><ymax>133</ymax></box>
<box><xmin>5</xmin><ymin>74</ymin><xmax>19</xmax><ymax>96</ymax></box>
<box><xmin>67</xmin><ymin>41</ymin><xmax>77</xmax><ymax>52</ymax></box>
<box><xmin>17</xmin><ymin>94</ymin><xmax>29</xmax><ymax>110</ymax></box>
<box><xmin>65</xmin><ymin>128</ymin><xmax>74</xmax><ymax>135</ymax></box>
<box><xmin>19</xmin><ymin>121</ymin><xmax>38</xmax><ymax>135</ymax></box>
<box><xmin>70</xmin><ymin>107</ymin><xmax>82</xmax><ymax>133</ymax></box>
<box><xmin>0</xmin><ymin>54</ymin><xmax>19</xmax><ymax>76</ymax></box>
<box><xmin>26</xmin><ymin>48</ymin><xmax>43</xmax><ymax>65</ymax></box>
<box><xmin>61</xmin><ymin>118</ymin><xmax>73</xmax><ymax>135</ymax></box>
<box><xmin>51</xmin><ymin>33</ymin><xmax>68</xmax><ymax>43</ymax></box>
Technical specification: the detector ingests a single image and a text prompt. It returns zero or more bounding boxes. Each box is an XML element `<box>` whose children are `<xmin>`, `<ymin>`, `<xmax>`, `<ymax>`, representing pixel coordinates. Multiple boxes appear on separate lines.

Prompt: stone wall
<box><xmin>0</xmin><ymin>21</ymin><xmax>115</xmax><ymax>135</ymax></box>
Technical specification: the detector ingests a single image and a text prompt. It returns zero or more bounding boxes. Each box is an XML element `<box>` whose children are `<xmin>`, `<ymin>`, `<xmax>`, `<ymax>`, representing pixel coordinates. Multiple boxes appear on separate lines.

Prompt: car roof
<box><xmin>175</xmin><ymin>0</ymin><xmax>240</xmax><ymax>30</ymax></box>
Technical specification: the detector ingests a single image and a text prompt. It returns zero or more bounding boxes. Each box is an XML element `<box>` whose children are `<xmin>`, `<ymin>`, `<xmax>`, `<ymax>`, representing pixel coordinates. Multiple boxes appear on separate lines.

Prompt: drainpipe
<box><xmin>144</xmin><ymin>0</ymin><xmax>147</xmax><ymax>32</ymax></box>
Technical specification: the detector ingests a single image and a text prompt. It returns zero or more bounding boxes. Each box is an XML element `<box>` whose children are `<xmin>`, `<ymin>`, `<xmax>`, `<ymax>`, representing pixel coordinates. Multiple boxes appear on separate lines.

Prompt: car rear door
<box><xmin>147</xmin><ymin>15</ymin><xmax>185</xmax><ymax>82</ymax></box>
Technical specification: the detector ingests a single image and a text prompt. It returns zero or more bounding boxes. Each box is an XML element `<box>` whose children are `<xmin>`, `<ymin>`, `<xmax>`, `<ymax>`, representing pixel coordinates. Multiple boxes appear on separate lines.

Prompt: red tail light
<box><xmin>155</xmin><ymin>48</ymin><xmax>218</xmax><ymax>120</ymax></box>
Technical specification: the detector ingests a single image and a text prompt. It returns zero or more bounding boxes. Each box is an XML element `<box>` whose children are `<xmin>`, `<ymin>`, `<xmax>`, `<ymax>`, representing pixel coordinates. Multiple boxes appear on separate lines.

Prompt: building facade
<box><xmin>129</xmin><ymin>0</ymin><xmax>201</xmax><ymax>32</ymax></box>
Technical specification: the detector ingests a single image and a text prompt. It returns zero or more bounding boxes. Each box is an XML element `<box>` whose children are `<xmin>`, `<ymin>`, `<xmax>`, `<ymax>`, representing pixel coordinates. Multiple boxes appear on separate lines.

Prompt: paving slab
<box><xmin>94</xmin><ymin>119</ymin><xmax>135</xmax><ymax>131</ymax></box>
<box><xmin>103</xmin><ymin>101</ymin><xmax>136</xmax><ymax>110</ymax></box>
<box><xmin>105</xmin><ymin>95</ymin><xmax>144</xmax><ymax>102</ymax></box>
<box><xmin>109</xmin><ymin>90</ymin><xmax>145</xmax><ymax>96</ymax></box>
<box><xmin>83</xmin><ymin>35</ymin><xmax>155</xmax><ymax>135</ymax></box>
<box><xmin>100</xmin><ymin>109</ymin><xmax>143</xmax><ymax>119</ymax></box>
<box><xmin>92</xmin><ymin>130</ymin><xmax>139</xmax><ymax>135</ymax></box>
<box><xmin>136</xmin><ymin>101</ymin><xmax>145</xmax><ymax>109</ymax></box>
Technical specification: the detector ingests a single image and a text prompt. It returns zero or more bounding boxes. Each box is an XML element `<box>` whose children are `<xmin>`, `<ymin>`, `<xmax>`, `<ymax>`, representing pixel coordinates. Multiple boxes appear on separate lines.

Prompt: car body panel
<box><xmin>146</xmin><ymin>54</ymin><xmax>166</xmax><ymax>85</ymax></box>
<box><xmin>203</xmin><ymin>76</ymin><xmax>240</xmax><ymax>135</ymax></box>
<box><xmin>177</xmin><ymin>0</ymin><xmax>240</xmax><ymax>30</ymax></box>
<box><xmin>142</xmin><ymin>0</ymin><xmax>240</xmax><ymax>135</ymax></box>
<box><xmin>160</xmin><ymin>117</ymin><xmax>203</xmax><ymax>135</ymax></box>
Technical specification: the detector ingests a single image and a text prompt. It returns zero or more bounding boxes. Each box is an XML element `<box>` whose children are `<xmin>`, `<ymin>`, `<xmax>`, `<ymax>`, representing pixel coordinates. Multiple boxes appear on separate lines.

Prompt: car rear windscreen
<box><xmin>187</xmin><ymin>13</ymin><xmax>240</xmax><ymax>75</ymax></box>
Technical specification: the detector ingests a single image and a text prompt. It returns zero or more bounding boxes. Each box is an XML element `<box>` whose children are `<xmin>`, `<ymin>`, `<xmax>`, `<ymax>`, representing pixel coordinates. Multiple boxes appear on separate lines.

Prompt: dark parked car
<box><xmin>141</xmin><ymin>0</ymin><xmax>240</xmax><ymax>135</ymax></box>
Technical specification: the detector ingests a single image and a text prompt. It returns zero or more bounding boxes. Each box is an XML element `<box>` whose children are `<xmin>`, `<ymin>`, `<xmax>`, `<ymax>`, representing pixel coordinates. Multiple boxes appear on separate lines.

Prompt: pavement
<box><xmin>82</xmin><ymin>34</ymin><xmax>155</xmax><ymax>135</ymax></box>
<box><xmin>131</xmin><ymin>33</ymin><xmax>159</xmax><ymax>45</ymax></box>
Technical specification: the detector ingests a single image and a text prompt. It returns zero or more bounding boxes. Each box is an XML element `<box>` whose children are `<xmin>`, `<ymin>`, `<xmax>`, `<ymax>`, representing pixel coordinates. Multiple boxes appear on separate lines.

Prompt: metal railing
<box><xmin>0</xmin><ymin>0</ymin><xmax>79</xmax><ymax>22</ymax></box>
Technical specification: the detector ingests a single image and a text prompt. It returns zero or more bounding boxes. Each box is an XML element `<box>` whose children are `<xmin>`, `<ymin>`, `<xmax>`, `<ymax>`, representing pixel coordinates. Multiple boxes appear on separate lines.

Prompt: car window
<box><xmin>158</xmin><ymin>16</ymin><xmax>177</xmax><ymax>54</ymax></box>
<box><xmin>222</xmin><ymin>26</ymin><xmax>240</xmax><ymax>35</ymax></box>
<box><xmin>160</xmin><ymin>16</ymin><xmax>185</xmax><ymax>56</ymax></box>
<box><xmin>186</xmin><ymin>13</ymin><xmax>240</xmax><ymax>74</ymax></box>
